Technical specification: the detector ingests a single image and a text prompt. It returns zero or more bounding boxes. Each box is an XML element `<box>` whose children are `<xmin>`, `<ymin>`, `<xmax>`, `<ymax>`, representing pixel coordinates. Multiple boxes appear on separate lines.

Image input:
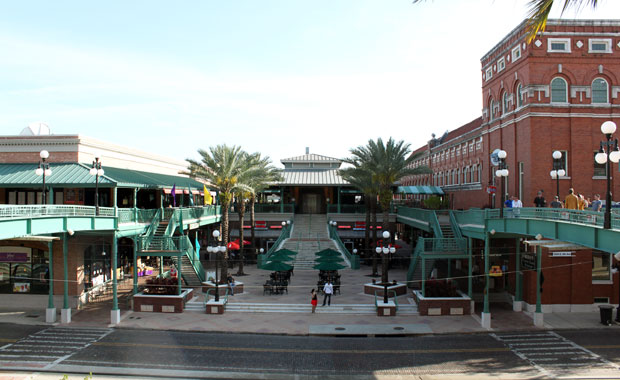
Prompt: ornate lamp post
<box><xmin>35</xmin><ymin>150</ymin><xmax>52</xmax><ymax>204</ymax></box>
<box><xmin>550</xmin><ymin>151</ymin><xmax>566</xmax><ymax>199</ymax></box>
<box><xmin>495</xmin><ymin>150</ymin><xmax>508</xmax><ymax>218</ymax></box>
<box><xmin>207</xmin><ymin>229</ymin><xmax>226</xmax><ymax>301</ymax></box>
<box><xmin>89</xmin><ymin>154</ymin><xmax>104</xmax><ymax>216</ymax></box>
<box><xmin>376</xmin><ymin>231</ymin><xmax>396</xmax><ymax>303</ymax></box>
<box><xmin>595</xmin><ymin>121</ymin><xmax>620</xmax><ymax>229</ymax></box>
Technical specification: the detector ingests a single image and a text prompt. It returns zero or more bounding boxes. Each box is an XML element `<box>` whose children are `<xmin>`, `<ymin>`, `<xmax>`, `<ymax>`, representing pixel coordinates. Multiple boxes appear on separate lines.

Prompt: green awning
<box><xmin>397</xmin><ymin>186</ymin><xmax>444</xmax><ymax>195</ymax></box>
<box><xmin>102</xmin><ymin>166</ymin><xmax>205</xmax><ymax>190</ymax></box>
<box><xmin>0</xmin><ymin>163</ymin><xmax>115</xmax><ymax>187</ymax></box>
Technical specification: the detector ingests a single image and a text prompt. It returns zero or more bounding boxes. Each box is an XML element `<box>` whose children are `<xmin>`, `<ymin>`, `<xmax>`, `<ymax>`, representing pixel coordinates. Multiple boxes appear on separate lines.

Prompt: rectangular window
<box><xmin>593</xmin><ymin>151</ymin><xmax>606</xmax><ymax>176</ymax></box>
<box><xmin>485</xmin><ymin>67</ymin><xmax>492</xmax><ymax>81</ymax></box>
<box><xmin>512</xmin><ymin>45</ymin><xmax>521</xmax><ymax>62</ymax></box>
<box><xmin>497</xmin><ymin>58</ymin><xmax>505</xmax><ymax>72</ymax></box>
<box><xmin>589</xmin><ymin>39</ymin><xmax>612</xmax><ymax>54</ymax></box>
<box><xmin>592</xmin><ymin>251</ymin><xmax>611</xmax><ymax>282</ymax></box>
<box><xmin>548</xmin><ymin>38</ymin><xmax>571</xmax><ymax>53</ymax></box>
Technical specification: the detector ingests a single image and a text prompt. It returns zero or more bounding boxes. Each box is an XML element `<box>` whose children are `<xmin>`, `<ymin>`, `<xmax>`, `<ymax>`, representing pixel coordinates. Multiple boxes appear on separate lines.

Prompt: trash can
<box><xmin>599</xmin><ymin>305</ymin><xmax>614</xmax><ymax>325</ymax></box>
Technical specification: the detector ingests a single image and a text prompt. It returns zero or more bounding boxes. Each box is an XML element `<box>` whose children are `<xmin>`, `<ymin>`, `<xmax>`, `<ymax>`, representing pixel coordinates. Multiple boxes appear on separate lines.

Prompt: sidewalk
<box><xmin>0</xmin><ymin>265</ymin><xmax>616</xmax><ymax>336</ymax></box>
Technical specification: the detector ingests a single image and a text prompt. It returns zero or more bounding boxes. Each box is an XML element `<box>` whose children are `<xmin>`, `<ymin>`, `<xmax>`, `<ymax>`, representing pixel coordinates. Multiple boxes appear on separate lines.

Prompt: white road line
<box><xmin>0</xmin><ymin>354</ymin><xmax>60</xmax><ymax>359</ymax></box>
<box><xmin>506</xmin><ymin>342</ymin><xmax>573</xmax><ymax>346</ymax></box>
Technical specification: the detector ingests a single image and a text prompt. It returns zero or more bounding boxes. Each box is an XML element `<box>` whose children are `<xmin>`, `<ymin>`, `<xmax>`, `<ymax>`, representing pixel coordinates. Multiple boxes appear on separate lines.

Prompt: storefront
<box><xmin>0</xmin><ymin>245</ymin><xmax>49</xmax><ymax>294</ymax></box>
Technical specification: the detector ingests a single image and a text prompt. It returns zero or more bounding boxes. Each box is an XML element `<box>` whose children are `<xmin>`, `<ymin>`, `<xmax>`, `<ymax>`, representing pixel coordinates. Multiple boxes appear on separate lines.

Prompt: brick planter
<box><xmin>413</xmin><ymin>290</ymin><xmax>472</xmax><ymax>316</ymax></box>
<box><xmin>133</xmin><ymin>288</ymin><xmax>194</xmax><ymax>313</ymax></box>
<box><xmin>202</xmin><ymin>281</ymin><xmax>244</xmax><ymax>296</ymax></box>
<box><xmin>364</xmin><ymin>282</ymin><xmax>407</xmax><ymax>297</ymax></box>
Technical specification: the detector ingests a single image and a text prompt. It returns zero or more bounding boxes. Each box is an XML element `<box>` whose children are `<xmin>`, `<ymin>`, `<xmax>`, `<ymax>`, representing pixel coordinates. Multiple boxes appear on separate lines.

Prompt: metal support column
<box><xmin>177</xmin><ymin>254</ymin><xmax>182</xmax><ymax>296</ymax></box>
<box><xmin>421</xmin><ymin>257</ymin><xmax>426</xmax><ymax>296</ymax></box>
<box><xmin>514</xmin><ymin>238</ymin><xmax>522</xmax><ymax>311</ymax></box>
<box><xmin>280</xmin><ymin>187</ymin><xmax>284</xmax><ymax>213</ymax></box>
<box><xmin>111</xmin><ymin>233</ymin><xmax>120</xmax><ymax>324</ymax></box>
<box><xmin>46</xmin><ymin>240</ymin><xmax>56</xmax><ymax>323</ymax></box>
<box><xmin>132</xmin><ymin>237</ymin><xmax>138</xmax><ymax>295</ymax></box>
<box><xmin>61</xmin><ymin>233</ymin><xmax>71</xmax><ymax>323</ymax></box>
<box><xmin>533</xmin><ymin>245</ymin><xmax>543</xmax><ymax>326</ymax></box>
<box><xmin>481</xmin><ymin>234</ymin><xmax>491</xmax><ymax>328</ymax></box>
<box><xmin>467</xmin><ymin>237</ymin><xmax>473</xmax><ymax>298</ymax></box>
<box><xmin>337</xmin><ymin>186</ymin><xmax>341</xmax><ymax>214</ymax></box>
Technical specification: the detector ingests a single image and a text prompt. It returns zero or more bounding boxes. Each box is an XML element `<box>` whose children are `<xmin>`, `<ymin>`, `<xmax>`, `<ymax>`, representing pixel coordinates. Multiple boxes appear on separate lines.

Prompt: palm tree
<box><xmin>346</xmin><ymin>138</ymin><xmax>432</xmax><ymax>284</ymax></box>
<box><xmin>185</xmin><ymin>145</ymin><xmax>253</xmax><ymax>283</ymax></box>
<box><xmin>340</xmin><ymin>164</ymin><xmax>379</xmax><ymax>276</ymax></box>
<box><xmin>413</xmin><ymin>0</ymin><xmax>599</xmax><ymax>42</ymax></box>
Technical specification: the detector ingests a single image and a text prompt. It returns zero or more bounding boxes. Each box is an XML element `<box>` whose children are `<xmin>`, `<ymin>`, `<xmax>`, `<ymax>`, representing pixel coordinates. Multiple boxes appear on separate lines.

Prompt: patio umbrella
<box><xmin>228</xmin><ymin>238</ymin><xmax>252</xmax><ymax>250</ymax></box>
<box><xmin>315</xmin><ymin>249</ymin><xmax>341</xmax><ymax>256</ymax></box>
<box><xmin>313</xmin><ymin>262</ymin><xmax>346</xmax><ymax>271</ymax></box>
<box><xmin>315</xmin><ymin>255</ymin><xmax>345</xmax><ymax>263</ymax></box>
<box><xmin>261</xmin><ymin>261</ymin><xmax>293</xmax><ymax>271</ymax></box>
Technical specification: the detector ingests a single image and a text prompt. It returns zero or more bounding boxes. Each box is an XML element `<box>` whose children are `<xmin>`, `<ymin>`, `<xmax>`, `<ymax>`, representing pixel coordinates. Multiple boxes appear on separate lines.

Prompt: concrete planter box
<box><xmin>413</xmin><ymin>290</ymin><xmax>472</xmax><ymax>316</ymax></box>
<box><xmin>364</xmin><ymin>282</ymin><xmax>407</xmax><ymax>297</ymax></box>
<box><xmin>206</xmin><ymin>300</ymin><xmax>226</xmax><ymax>314</ymax></box>
<box><xmin>376</xmin><ymin>301</ymin><xmax>397</xmax><ymax>317</ymax></box>
<box><xmin>133</xmin><ymin>288</ymin><xmax>193</xmax><ymax>313</ymax></box>
<box><xmin>202</xmin><ymin>281</ymin><xmax>243</xmax><ymax>296</ymax></box>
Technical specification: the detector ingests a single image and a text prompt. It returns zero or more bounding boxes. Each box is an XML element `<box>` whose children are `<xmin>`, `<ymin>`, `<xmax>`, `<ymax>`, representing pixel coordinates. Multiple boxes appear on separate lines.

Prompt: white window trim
<box><xmin>592</xmin><ymin>78</ymin><xmax>610</xmax><ymax>104</ymax></box>
<box><xmin>548</xmin><ymin>38</ymin><xmax>571</xmax><ymax>53</ymax></box>
<box><xmin>497</xmin><ymin>57</ymin><xmax>505</xmax><ymax>72</ymax></box>
<box><xmin>485</xmin><ymin>67</ymin><xmax>493</xmax><ymax>81</ymax></box>
<box><xmin>551</xmin><ymin>77</ymin><xmax>568</xmax><ymax>104</ymax></box>
<box><xmin>589</xmin><ymin>38</ymin><xmax>612</xmax><ymax>54</ymax></box>
<box><xmin>512</xmin><ymin>45</ymin><xmax>521</xmax><ymax>62</ymax></box>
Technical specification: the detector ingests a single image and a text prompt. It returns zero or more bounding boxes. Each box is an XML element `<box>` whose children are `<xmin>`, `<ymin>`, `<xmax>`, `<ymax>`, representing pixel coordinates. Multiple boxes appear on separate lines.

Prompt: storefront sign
<box><xmin>521</xmin><ymin>253</ymin><xmax>536</xmax><ymax>270</ymax></box>
<box><xmin>552</xmin><ymin>251</ymin><xmax>574</xmax><ymax>257</ymax></box>
<box><xmin>0</xmin><ymin>252</ymin><xmax>28</xmax><ymax>262</ymax></box>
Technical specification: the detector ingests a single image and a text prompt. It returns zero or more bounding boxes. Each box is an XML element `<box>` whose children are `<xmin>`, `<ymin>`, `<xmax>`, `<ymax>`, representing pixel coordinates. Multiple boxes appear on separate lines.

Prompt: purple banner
<box><xmin>0</xmin><ymin>252</ymin><xmax>29</xmax><ymax>262</ymax></box>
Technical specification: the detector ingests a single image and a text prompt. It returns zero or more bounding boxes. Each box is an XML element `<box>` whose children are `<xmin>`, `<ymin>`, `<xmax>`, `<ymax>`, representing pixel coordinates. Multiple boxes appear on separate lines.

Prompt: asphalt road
<box><xmin>2</xmin><ymin>323</ymin><xmax>620</xmax><ymax>379</ymax></box>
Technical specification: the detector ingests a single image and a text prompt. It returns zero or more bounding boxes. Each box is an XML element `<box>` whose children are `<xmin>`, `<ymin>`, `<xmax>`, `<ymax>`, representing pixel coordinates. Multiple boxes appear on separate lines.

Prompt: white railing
<box><xmin>0</xmin><ymin>205</ymin><xmax>116</xmax><ymax>219</ymax></box>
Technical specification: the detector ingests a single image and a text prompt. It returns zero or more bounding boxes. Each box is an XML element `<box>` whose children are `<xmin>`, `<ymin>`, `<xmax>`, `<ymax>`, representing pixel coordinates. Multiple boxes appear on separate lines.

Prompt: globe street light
<box><xmin>550</xmin><ymin>151</ymin><xmax>566</xmax><ymax>199</ymax></box>
<box><xmin>89</xmin><ymin>154</ymin><xmax>104</xmax><ymax>216</ymax></box>
<box><xmin>495</xmin><ymin>150</ymin><xmax>509</xmax><ymax>218</ymax></box>
<box><xmin>595</xmin><ymin>121</ymin><xmax>620</xmax><ymax>229</ymax></box>
<box><xmin>379</xmin><ymin>230</ymin><xmax>394</xmax><ymax>303</ymax></box>
<box><xmin>35</xmin><ymin>150</ymin><xmax>52</xmax><ymax>205</ymax></box>
<box><xmin>208</xmin><ymin>229</ymin><xmax>223</xmax><ymax>301</ymax></box>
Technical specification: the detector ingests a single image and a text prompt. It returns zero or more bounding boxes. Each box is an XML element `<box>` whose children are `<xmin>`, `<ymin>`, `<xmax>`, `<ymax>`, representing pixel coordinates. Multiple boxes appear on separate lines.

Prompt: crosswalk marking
<box><xmin>491</xmin><ymin>331</ymin><xmax>620</xmax><ymax>377</ymax></box>
<box><xmin>0</xmin><ymin>327</ymin><xmax>112</xmax><ymax>370</ymax></box>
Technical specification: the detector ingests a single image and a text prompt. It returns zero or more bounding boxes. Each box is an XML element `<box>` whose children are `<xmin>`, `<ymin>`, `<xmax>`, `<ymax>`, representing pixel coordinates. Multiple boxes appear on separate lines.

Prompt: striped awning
<box><xmin>397</xmin><ymin>186</ymin><xmax>444</xmax><ymax>195</ymax></box>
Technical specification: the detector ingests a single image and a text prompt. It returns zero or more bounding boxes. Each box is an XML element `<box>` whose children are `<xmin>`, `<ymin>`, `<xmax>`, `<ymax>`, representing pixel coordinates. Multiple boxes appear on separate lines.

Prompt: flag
<box><xmin>188</xmin><ymin>186</ymin><xmax>194</xmax><ymax>206</ymax></box>
<box><xmin>204</xmin><ymin>184</ymin><xmax>213</xmax><ymax>205</ymax></box>
<box><xmin>171</xmin><ymin>184</ymin><xmax>176</xmax><ymax>207</ymax></box>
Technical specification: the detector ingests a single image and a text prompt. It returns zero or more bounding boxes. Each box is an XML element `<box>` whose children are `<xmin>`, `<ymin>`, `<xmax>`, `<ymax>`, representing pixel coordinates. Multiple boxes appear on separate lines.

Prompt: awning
<box><xmin>397</xmin><ymin>186</ymin><xmax>444</xmax><ymax>195</ymax></box>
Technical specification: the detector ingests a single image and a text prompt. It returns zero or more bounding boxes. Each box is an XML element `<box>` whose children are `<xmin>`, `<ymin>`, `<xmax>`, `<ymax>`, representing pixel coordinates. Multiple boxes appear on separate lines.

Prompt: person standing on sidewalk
<box><xmin>310</xmin><ymin>289</ymin><xmax>318</xmax><ymax>313</ymax></box>
<box><xmin>322</xmin><ymin>280</ymin><xmax>333</xmax><ymax>306</ymax></box>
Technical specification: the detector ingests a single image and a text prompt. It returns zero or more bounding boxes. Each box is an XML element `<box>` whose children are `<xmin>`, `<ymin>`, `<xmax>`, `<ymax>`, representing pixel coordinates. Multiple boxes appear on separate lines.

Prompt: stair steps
<box><xmin>174</xmin><ymin>255</ymin><xmax>203</xmax><ymax>287</ymax></box>
<box><xmin>185</xmin><ymin>301</ymin><xmax>418</xmax><ymax>315</ymax></box>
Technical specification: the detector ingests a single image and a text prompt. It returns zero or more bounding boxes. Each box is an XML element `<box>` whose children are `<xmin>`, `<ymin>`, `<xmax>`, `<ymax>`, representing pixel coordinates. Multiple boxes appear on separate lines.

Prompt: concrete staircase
<box><xmin>173</xmin><ymin>255</ymin><xmax>203</xmax><ymax>287</ymax></box>
<box><xmin>185</xmin><ymin>301</ymin><xmax>418</xmax><ymax>315</ymax></box>
<box><xmin>280</xmin><ymin>214</ymin><xmax>344</xmax><ymax>270</ymax></box>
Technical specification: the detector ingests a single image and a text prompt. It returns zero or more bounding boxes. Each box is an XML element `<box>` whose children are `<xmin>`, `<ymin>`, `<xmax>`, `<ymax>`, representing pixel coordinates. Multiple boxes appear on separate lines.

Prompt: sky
<box><xmin>1</xmin><ymin>1</ymin><xmax>619</xmax><ymax>168</ymax></box>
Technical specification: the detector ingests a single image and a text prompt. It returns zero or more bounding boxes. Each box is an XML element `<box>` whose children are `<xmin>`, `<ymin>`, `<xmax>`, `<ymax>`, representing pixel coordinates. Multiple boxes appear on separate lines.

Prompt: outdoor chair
<box><xmin>263</xmin><ymin>282</ymin><xmax>273</xmax><ymax>295</ymax></box>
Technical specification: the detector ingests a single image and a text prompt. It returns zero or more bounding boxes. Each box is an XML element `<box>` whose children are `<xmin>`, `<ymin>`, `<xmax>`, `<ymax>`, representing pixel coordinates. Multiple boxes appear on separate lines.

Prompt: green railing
<box><xmin>327</xmin><ymin>223</ymin><xmax>360</xmax><ymax>269</ymax></box>
<box><xmin>117</xmin><ymin>208</ymin><xmax>158</xmax><ymax>224</ymax></box>
<box><xmin>254</xmin><ymin>203</ymin><xmax>294</xmax><ymax>213</ymax></box>
<box><xmin>0</xmin><ymin>205</ymin><xmax>116</xmax><ymax>218</ymax></box>
<box><xmin>407</xmin><ymin>238</ymin><xmax>424</xmax><ymax>288</ymax></box>
<box><xmin>179</xmin><ymin>205</ymin><xmax>221</xmax><ymax>221</ymax></box>
<box><xmin>258</xmin><ymin>222</ymin><xmax>293</xmax><ymax>267</ymax></box>
<box><xmin>406</xmin><ymin>237</ymin><xmax>467</xmax><ymax>288</ymax></box>
<box><xmin>429</xmin><ymin>211</ymin><xmax>443</xmax><ymax>238</ymax></box>
<box><xmin>448</xmin><ymin>211</ymin><xmax>464</xmax><ymax>239</ymax></box>
<box><xmin>182</xmin><ymin>235</ymin><xmax>205</xmax><ymax>283</ymax></box>
<box><xmin>203</xmin><ymin>288</ymin><xmax>229</xmax><ymax>305</ymax></box>
<box><xmin>483</xmin><ymin>207</ymin><xmax>620</xmax><ymax>229</ymax></box>
<box><xmin>141</xmin><ymin>208</ymin><xmax>162</xmax><ymax>250</ymax></box>
<box><xmin>326</xmin><ymin>204</ymin><xmax>366</xmax><ymax>214</ymax></box>
<box><xmin>138</xmin><ymin>235</ymin><xmax>188</xmax><ymax>251</ymax></box>
<box><xmin>452</xmin><ymin>208</ymin><xmax>485</xmax><ymax>228</ymax></box>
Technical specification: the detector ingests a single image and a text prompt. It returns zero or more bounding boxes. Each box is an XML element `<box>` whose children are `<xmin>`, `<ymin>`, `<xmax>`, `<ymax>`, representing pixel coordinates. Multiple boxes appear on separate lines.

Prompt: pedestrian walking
<box><xmin>550</xmin><ymin>196</ymin><xmax>563</xmax><ymax>208</ymax></box>
<box><xmin>592</xmin><ymin>194</ymin><xmax>603</xmax><ymax>212</ymax></box>
<box><xmin>322</xmin><ymin>280</ymin><xmax>333</xmax><ymax>306</ymax></box>
<box><xmin>565</xmin><ymin>188</ymin><xmax>579</xmax><ymax>210</ymax></box>
<box><xmin>533</xmin><ymin>190</ymin><xmax>546</xmax><ymax>208</ymax></box>
<box><xmin>310</xmin><ymin>289</ymin><xmax>318</xmax><ymax>313</ymax></box>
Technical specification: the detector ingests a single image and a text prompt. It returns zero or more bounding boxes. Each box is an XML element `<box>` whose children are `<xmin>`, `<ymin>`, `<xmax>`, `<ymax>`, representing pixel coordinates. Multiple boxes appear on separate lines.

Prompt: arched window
<box><xmin>592</xmin><ymin>78</ymin><xmax>609</xmax><ymax>104</ymax></box>
<box><xmin>463</xmin><ymin>167</ymin><xmax>469</xmax><ymax>184</ymax></box>
<box><xmin>454</xmin><ymin>169</ymin><xmax>460</xmax><ymax>185</ymax></box>
<box><xmin>444</xmin><ymin>172</ymin><xmax>449</xmax><ymax>186</ymax></box>
<box><xmin>502</xmin><ymin>92</ymin><xmax>509</xmax><ymax>114</ymax></box>
<box><xmin>551</xmin><ymin>77</ymin><xmax>567</xmax><ymax>103</ymax></box>
<box><xmin>478</xmin><ymin>165</ymin><xmax>482</xmax><ymax>183</ymax></box>
<box><xmin>516</xmin><ymin>83</ymin><xmax>523</xmax><ymax>108</ymax></box>
<box><xmin>471</xmin><ymin>165</ymin><xmax>476</xmax><ymax>183</ymax></box>
<box><xmin>489</xmin><ymin>99</ymin><xmax>495</xmax><ymax>121</ymax></box>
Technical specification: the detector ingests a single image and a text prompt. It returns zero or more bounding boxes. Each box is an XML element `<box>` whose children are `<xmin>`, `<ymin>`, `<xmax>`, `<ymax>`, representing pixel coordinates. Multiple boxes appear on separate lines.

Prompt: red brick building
<box><xmin>405</xmin><ymin>19</ymin><xmax>620</xmax><ymax>210</ymax></box>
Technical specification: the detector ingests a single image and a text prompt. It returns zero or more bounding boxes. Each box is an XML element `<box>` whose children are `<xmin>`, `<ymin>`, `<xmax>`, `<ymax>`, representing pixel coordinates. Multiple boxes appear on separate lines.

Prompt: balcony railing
<box><xmin>0</xmin><ymin>205</ymin><xmax>116</xmax><ymax>219</ymax></box>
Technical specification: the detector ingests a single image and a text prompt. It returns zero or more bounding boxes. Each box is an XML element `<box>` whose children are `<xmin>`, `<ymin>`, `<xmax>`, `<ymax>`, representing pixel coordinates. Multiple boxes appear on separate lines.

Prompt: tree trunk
<box><xmin>250</xmin><ymin>195</ymin><xmax>256</xmax><ymax>257</ymax></box>
<box><xmin>364</xmin><ymin>195</ymin><xmax>370</xmax><ymax>256</ymax></box>
<box><xmin>237</xmin><ymin>198</ymin><xmax>246</xmax><ymax>275</ymax></box>
<box><xmin>220</xmin><ymin>201</ymin><xmax>229</xmax><ymax>284</ymax></box>
<box><xmin>371</xmin><ymin>196</ymin><xmax>378</xmax><ymax>276</ymax></box>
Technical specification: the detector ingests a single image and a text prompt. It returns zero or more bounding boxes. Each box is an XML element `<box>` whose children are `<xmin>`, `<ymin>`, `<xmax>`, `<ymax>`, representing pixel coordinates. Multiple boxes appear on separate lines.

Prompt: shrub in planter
<box><xmin>144</xmin><ymin>277</ymin><xmax>179</xmax><ymax>295</ymax></box>
<box><xmin>424</xmin><ymin>279</ymin><xmax>458</xmax><ymax>298</ymax></box>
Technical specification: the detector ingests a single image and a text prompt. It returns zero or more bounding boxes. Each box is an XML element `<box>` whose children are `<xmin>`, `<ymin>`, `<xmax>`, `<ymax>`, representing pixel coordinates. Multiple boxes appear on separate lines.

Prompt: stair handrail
<box><xmin>448</xmin><ymin>211</ymin><xmax>464</xmax><ymax>240</ymax></box>
<box><xmin>429</xmin><ymin>211</ymin><xmax>443</xmax><ymax>238</ymax></box>
<box><xmin>407</xmin><ymin>238</ymin><xmax>425</xmax><ymax>288</ymax></box>
<box><xmin>373</xmin><ymin>290</ymin><xmax>399</xmax><ymax>312</ymax></box>
<box><xmin>182</xmin><ymin>234</ymin><xmax>206</xmax><ymax>283</ymax></box>
<box><xmin>327</xmin><ymin>223</ymin><xmax>360</xmax><ymax>269</ymax></box>
<box><xmin>259</xmin><ymin>221</ymin><xmax>294</xmax><ymax>267</ymax></box>
<box><xmin>203</xmin><ymin>288</ymin><xmax>229</xmax><ymax>305</ymax></box>
<box><xmin>141</xmin><ymin>208</ymin><xmax>162</xmax><ymax>251</ymax></box>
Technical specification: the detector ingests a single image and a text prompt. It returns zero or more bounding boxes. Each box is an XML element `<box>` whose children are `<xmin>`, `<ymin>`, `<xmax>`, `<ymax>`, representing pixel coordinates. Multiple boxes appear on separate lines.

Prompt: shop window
<box><xmin>592</xmin><ymin>251</ymin><xmax>611</xmax><ymax>282</ymax></box>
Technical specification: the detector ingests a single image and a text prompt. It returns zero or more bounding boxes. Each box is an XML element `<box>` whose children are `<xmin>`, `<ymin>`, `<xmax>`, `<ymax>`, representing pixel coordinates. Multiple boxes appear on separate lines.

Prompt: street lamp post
<box><xmin>89</xmin><ymin>154</ymin><xmax>104</xmax><ymax>216</ymax></box>
<box><xmin>550</xmin><ymin>151</ymin><xmax>566</xmax><ymax>199</ymax></box>
<box><xmin>595</xmin><ymin>121</ymin><xmax>620</xmax><ymax>229</ymax></box>
<box><xmin>376</xmin><ymin>231</ymin><xmax>396</xmax><ymax>304</ymax></box>
<box><xmin>35</xmin><ymin>150</ymin><xmax>52</xmax><ymax>204</ymax></box>
<box><xmin>207</xmin><ymin>229</ymin><xmax>225</xmax><ymax>302</ymax></box>
<box><xmin>495</xmin><ymin>150</ymin><xmax>508</xmax><ymax>218</ymax></box>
